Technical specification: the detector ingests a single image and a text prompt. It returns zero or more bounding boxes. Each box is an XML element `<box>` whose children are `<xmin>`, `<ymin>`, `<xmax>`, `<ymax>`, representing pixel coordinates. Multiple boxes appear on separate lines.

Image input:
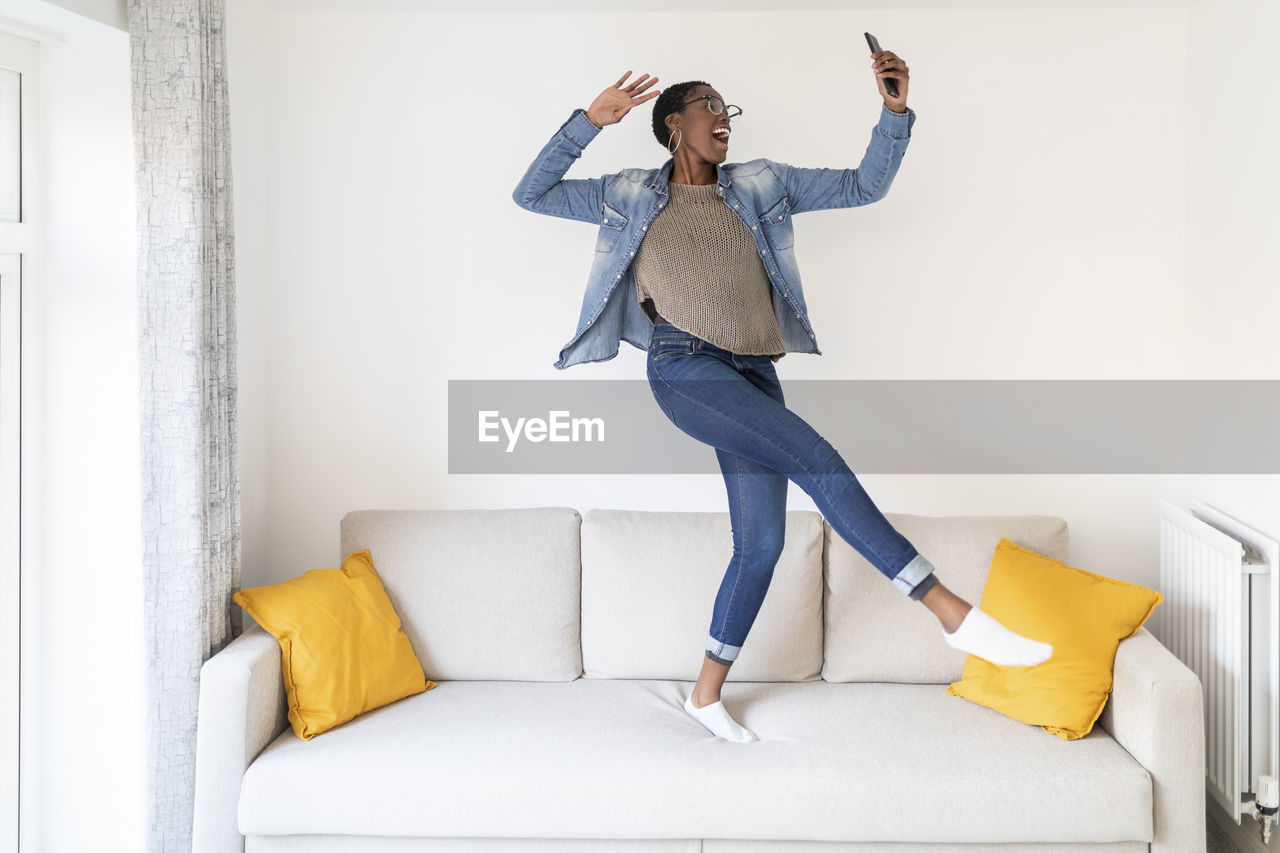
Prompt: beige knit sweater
<box><xmin>634</xmin><ymin>181</ymin><xmax>786</xmax><ymax>362</ymax></box>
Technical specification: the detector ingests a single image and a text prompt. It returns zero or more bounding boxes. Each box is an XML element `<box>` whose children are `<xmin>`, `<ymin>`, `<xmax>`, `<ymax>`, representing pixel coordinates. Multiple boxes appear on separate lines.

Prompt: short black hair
<box><xmin>651</xmin><ymin>80</ymin><xmax>710</xmax><ymax>150</ymax></box>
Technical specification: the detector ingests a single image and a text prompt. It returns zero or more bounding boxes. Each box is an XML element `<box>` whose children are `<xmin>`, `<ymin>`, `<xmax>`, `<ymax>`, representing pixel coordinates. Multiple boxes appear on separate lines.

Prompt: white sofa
<box><xmin>193</xmin><ymin>507</ymin><xmax>1206</xmax><ymax>852</ymax></box>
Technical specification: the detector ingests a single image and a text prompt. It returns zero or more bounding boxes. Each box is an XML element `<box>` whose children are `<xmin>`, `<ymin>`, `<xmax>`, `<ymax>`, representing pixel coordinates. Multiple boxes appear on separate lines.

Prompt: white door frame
<box><xmin>0</xmin><ymin>26</ymin><xmax>40</xmax><ymax>853</ymax></box>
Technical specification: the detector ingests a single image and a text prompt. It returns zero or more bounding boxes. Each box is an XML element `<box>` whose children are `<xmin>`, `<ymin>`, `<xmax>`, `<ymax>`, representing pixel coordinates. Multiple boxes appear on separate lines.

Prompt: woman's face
<box><xmin>667</xmin><ymin>84</ymin><xmax>733</xmax><ymax>165</ymax></box>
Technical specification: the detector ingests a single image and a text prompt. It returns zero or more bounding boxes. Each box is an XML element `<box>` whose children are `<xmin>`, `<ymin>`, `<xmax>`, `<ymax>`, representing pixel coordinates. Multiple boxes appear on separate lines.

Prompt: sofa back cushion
<box><xmin>580</xmin><ymin>508</ymin><xmax>824</xmax><ymax>682</ymax></box>
<box><xmin>822</xmin><ymin>514</ymin><xmax>1069</xmax><ymax>685</ymax></box>
<box><xmin>340</xmin><ymin>508</ymin><xmax>582</xmax><ymax>681</ymax></box>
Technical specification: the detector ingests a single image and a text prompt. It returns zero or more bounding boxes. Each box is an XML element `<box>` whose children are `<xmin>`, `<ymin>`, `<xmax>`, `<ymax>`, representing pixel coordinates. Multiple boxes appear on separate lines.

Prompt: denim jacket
<box><xmin>513</xmin><ymin>104</ymin><xmax>916</xmax><ymax>370</ymax></box>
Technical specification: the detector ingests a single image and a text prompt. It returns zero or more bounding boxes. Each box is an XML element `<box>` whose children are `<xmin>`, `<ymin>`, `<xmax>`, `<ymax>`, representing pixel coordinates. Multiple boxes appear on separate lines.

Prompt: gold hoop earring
<box><xmin>667</xmin><ymin>129</ymin><xmax>682</xmax><ymax>154</ymax></box>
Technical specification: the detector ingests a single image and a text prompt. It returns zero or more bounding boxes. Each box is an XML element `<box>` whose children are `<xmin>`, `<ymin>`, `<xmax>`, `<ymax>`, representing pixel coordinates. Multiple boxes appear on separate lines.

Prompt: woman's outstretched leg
<box><xmin>648</xmin><ymin>343</ymin><xmax>1052</xmax><ymax>668</ymax></box>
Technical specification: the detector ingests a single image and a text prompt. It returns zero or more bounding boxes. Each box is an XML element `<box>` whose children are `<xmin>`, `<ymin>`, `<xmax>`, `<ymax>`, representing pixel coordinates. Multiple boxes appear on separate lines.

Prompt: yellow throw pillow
<box><xmin>945</xmin><ymin>538</ymin><xmax>1163</xmax><ymax>740</ymax></box>
<box><xmin>233</xmin><ymin>549</ymin><xmax>435</xmax><ymax>740</ymax></box>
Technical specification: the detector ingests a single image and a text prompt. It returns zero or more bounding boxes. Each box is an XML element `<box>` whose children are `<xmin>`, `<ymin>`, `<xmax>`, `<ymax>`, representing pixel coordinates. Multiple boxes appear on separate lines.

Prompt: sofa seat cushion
<box><xmin>238</xmin><ymin>679</ymin><xmax>1152</xmax><ymax>844</ymax></box>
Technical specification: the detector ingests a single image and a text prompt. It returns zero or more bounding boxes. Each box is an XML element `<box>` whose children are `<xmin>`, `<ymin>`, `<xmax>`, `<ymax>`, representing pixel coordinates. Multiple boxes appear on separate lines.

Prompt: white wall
<box><xmin>39</xmin><ymin>0</ymin><xmax>126</xmax><ymax>31</ymax></box>
<box><xmin>1186</xmin><ymin>0</ymin><xmax>1280</xmax><ymax>377</ymax></box>
<box><xmin>225</xmin><ymin>0</ymin><xmax>274</xmax><ymax>672</ymax></box>
<box><xmin>223</xmin><ymin>2</ymin><xmax>1278</xmax><ymax>595</ymax></box>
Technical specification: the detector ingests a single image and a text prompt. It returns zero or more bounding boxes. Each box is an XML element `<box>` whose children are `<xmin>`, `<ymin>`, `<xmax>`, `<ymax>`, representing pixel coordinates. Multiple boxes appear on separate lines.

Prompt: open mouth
<box><xmin>712</xmin><ymin>127</ymin><xmax>730</xmax><ymax>150</ymax></box>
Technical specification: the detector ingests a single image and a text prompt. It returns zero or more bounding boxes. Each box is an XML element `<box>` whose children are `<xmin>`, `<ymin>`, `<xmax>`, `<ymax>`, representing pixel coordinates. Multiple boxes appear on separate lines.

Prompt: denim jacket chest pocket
<box><xmin>595</xmin><ymin>201</ymin><xmax>629</xmax><ymax>253</ymax></box>
<box><xmin>761</xmin><ymin>197</ymin><xmax>794</xmax><ymax>250</ymax></box>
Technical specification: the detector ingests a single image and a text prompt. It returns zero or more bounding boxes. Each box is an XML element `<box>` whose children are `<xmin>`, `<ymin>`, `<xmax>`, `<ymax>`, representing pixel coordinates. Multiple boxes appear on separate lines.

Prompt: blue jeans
<box><xmin>646</xmin><ymin>322</ymin><xmax>940</xmax><ymax>666</ymax></box>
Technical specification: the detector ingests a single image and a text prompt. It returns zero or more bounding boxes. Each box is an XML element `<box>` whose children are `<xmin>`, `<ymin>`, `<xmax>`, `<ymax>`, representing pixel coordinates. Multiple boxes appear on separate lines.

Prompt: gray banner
<box><xmin>448</xmin><ymin>380</ymin><xmax>1280</xmax><ymax>474</ymax></box>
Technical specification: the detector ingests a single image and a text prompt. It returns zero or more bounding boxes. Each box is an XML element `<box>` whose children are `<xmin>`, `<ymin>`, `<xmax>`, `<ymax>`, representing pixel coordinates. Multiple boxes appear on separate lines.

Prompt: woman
<box><xmin>513</xmin><ymin>53</ymin><xmax>1053</xmax><ymax>743</ymax></box>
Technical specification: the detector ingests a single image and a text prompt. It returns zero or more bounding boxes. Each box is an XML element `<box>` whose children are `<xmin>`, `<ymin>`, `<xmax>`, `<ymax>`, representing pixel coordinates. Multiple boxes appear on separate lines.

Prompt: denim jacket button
<box><xmin>603</xmin><ymin>218</ymin><xmax>608</xmax><ymax>223</ymax></box>
<box><xmin>751</xmin><ymin>225</ymin><xmax>757</xmax><ymax>230</ymax></box>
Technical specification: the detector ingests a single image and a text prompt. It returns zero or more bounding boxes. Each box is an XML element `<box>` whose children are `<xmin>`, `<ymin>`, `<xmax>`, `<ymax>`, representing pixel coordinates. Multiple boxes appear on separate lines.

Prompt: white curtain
<box><xmin>129</xmin><ymin>0</ymin><xmax>243</xmax><ymax>849</ymax></box>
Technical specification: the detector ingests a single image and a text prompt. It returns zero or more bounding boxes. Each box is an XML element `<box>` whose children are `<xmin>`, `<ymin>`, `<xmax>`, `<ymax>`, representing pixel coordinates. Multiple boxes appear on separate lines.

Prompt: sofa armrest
<box><xmin>1098</xmin><ymin>626</ymin><xmax>1205</xmax><ymax>853</ymax></box>
<box><xmin>192</xmin><ymin>623</ymin><xmax>289</xmax><ymax>853</ymax></box>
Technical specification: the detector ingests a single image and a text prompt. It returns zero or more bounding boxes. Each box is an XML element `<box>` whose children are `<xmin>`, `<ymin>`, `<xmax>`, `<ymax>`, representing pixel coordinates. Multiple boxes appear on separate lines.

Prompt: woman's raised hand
<box><xmin>586</xmin><ymin>71</ymin><xmax>661</xmax><ymax>129</ymax></box>
<box><xmin>870</xmin><ymin>50</ymin><xmax>909</xmax><ymax>113</ymax></box>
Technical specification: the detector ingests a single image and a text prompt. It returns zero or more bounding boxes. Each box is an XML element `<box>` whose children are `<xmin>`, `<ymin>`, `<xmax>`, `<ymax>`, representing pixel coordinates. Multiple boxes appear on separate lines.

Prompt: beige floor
<box><xmin>1207</xmin><ymin>816</ymin><xmax>1239</xmax><ymax>852</ymax></box>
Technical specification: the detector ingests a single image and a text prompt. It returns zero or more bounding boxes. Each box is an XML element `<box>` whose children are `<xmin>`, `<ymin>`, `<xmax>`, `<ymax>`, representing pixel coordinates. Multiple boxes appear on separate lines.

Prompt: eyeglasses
<box><xmin>679</xmin><ymin>94</ymin><xmax>742</xmax><ymax>120</ymax></box>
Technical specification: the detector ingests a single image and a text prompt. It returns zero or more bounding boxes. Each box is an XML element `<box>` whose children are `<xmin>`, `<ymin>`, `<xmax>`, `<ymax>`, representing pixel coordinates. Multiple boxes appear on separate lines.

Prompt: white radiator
<box><xmin>1155</xmin><ymin>499</ymin><xmax>1280</xmax><ymax>824</ymax></box>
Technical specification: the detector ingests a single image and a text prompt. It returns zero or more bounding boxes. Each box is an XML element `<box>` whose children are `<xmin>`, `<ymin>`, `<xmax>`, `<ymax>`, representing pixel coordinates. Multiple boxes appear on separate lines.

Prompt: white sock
<box><xmin>943</xmin><ymin>607</ymin><xmax>1053</xmax><ymax>667</ymax></box>
<box><xmin>684</xmin><ymin>693</ymin><xmax>758</xmax><ymax>743</ymax></box>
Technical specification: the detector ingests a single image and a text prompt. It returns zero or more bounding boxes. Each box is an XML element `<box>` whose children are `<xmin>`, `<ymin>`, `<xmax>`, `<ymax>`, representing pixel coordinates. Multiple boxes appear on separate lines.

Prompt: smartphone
<box><xmin>864</xmin><ymin>32</ymin><xmax>899</xmax><ymax>99</ymax></box>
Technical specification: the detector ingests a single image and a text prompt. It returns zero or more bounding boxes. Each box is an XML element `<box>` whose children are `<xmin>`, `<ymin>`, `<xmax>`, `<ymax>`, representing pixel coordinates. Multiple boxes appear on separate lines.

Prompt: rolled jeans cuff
<box><xmin>907</xmin><ymin>571</ymin><xmax>939</xmax><ymax>601</ymax></box>
<box><xmin>893</xmin><ymin>553</ymin><xmax>938</xmax><ymax>599</ymax></box>
<box><xmin>706</xmin><ymin>635</ymin><xmax>740</xmax><ymax>665</ymax></box>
